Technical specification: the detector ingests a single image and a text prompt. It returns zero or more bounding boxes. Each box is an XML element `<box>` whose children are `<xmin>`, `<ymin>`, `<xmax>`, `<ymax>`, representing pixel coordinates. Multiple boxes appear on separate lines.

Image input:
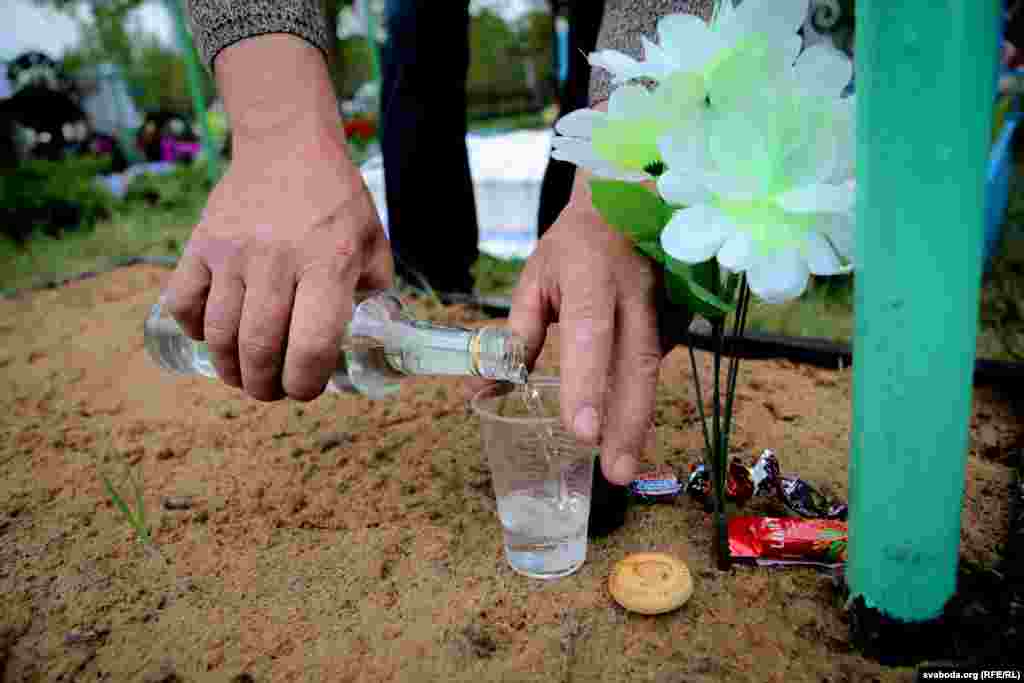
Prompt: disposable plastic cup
<box><xmin>471</xmin><ymin>377</ymin><xmax>595</xmax><ymax>579</ymax></box>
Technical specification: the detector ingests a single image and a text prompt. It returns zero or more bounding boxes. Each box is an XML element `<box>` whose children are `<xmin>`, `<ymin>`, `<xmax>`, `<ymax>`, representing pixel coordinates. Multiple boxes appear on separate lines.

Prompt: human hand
<box><xmin>162</xmin><ymin>35</ymin><xmax>393</xmax><ymax>402</ymax></box>
<box><xmin>506</xmin><ymin>176</ymin><xmax>668</xmax><ymax>486</ymax></box>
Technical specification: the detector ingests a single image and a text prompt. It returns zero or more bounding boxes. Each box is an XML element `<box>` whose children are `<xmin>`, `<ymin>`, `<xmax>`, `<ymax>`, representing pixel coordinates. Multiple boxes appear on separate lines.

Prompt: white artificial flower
<box><xmin>656</xmin><ymin>46</ymin><xmax>855</xmax><ymax>304</ymax></box>
<box><xmin>550</xmin><ymin>71</ymin><xmax>705</xmax><ymax>181</ymax></box>
<box><xmin>588</xmin><ymin>0</ymin><xmax>809</xmax><ymax>108</ymax></box>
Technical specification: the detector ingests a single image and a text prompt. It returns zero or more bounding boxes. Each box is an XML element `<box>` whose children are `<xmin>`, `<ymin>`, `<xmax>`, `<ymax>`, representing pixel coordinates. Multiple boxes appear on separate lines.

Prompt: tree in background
<box><xmin>467</xmin><ymin>8</ymin><xmax>529</xmax><ymax>115</ymax></box>
<box><xmin>39</xmin><ymin>0</ymin><xmax>214</xmax><ymax>114</ymax></box>
<box><xmin>514</xmin><ymin>8</ymin><xmax>555</xmax><ymax>108</ymax></box>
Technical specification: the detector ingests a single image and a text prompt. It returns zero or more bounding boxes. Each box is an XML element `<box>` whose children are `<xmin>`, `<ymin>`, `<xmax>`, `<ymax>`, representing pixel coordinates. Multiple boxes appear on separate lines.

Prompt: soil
<box><xmin>1</xmin><ymin>264</ymin><xmax>1021</xmax><ymax>683</ymax></box>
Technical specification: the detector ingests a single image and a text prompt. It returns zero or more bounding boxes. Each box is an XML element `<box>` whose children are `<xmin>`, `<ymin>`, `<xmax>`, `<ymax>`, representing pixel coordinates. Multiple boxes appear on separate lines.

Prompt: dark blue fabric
<box><xmin>380</xmin><ymin>0</ymin><xmax>477</xmax><ymax>293</ymax></box>
<box><xmin>379</xmin><ymin>1</ymin><xmax>605</xmax><ymax>290</ymax></box>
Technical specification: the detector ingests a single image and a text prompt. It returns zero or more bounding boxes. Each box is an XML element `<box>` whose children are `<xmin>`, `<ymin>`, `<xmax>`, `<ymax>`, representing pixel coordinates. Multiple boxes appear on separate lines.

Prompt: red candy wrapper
<box><xmin>728</xmin><ymin>516</ymin><xmax>848</xmax><ymax>568</ymax></box>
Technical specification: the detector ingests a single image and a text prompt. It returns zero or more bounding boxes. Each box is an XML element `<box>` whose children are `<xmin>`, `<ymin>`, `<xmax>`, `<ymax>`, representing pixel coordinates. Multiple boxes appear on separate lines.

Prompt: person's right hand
<box><xmin>161</xmin><ymin>35</ymin><xmax>393</xmax><ymax>402</ymax></box>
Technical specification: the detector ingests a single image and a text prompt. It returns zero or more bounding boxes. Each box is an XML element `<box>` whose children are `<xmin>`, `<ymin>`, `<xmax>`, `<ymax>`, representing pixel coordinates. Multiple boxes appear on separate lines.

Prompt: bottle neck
<box><xmin>367</xmin><ymin>319</ymin><xmax>526</xmax><ymax>382</ymax></box>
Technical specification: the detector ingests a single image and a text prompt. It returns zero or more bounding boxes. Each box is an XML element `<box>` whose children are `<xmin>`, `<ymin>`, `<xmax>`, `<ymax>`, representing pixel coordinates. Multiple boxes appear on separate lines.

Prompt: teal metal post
<box><xmin>849</xmin><ymin>2</ymin><xmax>1000</xmax><ymax>621</ymax></box>
<box><xmin>165</xmin><ymin>0</ymin><xmax>221</xmax><ymax>184</ymax></box>
<box><xmin>360</xmin><ymin>0</ymin><xmax>381</xmax><ymax>86</ymax></box>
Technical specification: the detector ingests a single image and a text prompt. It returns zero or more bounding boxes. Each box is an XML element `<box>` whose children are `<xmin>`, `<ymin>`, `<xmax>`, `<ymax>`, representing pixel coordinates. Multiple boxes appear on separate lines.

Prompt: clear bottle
<box><xmin>143</xmin><ymin>290</ymin><xmax>528</xmax><ymax>399</ymax></box>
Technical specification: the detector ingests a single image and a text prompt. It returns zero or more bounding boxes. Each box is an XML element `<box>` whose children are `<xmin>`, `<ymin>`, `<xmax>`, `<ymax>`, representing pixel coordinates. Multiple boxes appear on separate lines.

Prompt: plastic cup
<box><xmin>471</xmin><ymin>377</ymin><xmax>595</xmax><ymax>579</ymax></box>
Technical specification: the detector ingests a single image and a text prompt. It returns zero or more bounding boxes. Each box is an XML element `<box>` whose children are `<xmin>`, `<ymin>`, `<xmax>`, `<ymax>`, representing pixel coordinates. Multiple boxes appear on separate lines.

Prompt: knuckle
<box><xmin>203</xmin><ymin>321</ymin><xmax>238</xmax><ymax>354</ymax></box>
<box><xmin>566</xmin><ymin>306</ymin><xmax>614</xmax><ymax>350</ymax></box>
<box><xmin>164</xmin><ymin>294</ymin><xmax>199</xmax><ymax>321</ymax></box>
<box><xmin>238</xmin><ymin>336</ymin><xmax>284</xmax><ymax>373</ymax></box>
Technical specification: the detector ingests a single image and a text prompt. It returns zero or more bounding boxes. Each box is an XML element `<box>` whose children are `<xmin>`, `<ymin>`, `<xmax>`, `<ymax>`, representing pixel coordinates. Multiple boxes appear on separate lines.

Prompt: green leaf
<box><xmin>589</xmin><ymin>179</ymin><xmax>674</xmax><ymax>242</ymax></box>
<box><xmin>102</xmin><ymin>473</ymin><xmax>133</xmax><ymax>523</ymax></box>
<box><xmin>722</xmin><ymin>271</ymin><xmax>741</xmax><ymax>303</ymax></box>
<box><xmin>634</xmin><ymin>239</ymin><xmax>668</xmax><ymax>265</ymax></box>
<box><xmin>132</xmin><ymin>469</ymin><xmax>148</xmax><ymax>540</ymax></box>
<box><xmin>665</xmin><ymin>257</ymin><xmax>736</xmax><ymax>320</ymax></box>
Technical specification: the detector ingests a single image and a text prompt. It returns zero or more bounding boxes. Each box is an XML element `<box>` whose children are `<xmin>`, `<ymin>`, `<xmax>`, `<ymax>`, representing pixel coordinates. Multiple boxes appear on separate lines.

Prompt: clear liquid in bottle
<box><xmin>143</xmin><ymin>290</ymin><xmax>528</xmax><ymax>400</ymax></box>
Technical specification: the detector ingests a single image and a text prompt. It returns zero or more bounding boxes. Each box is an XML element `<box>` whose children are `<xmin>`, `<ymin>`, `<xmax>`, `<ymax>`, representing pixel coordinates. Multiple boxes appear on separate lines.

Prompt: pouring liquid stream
<box><xmin>521</xmin><ymin>381</ymin><xmax>571</xmax><ymax>511</ymax></box>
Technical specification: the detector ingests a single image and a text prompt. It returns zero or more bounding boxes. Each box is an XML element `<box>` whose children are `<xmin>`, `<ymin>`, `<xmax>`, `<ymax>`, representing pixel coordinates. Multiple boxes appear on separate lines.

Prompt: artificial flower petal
<box><xmin>776</xmin><ymin>98</ymin><xmax>839</xmax><ymax>190</ymax></box>
<box><xmin>802</xmin><ymin>231</ymin><xmax>844</xmax><ymax>275</ymax></box>
<box><xmin>776</xmin><ymin>182</ymin><xmax>854</xmax><ymax>214</ymax></box>
<box><xmin>652</xmin><ymin>71</ymin><xmax>707</xmax><ymax>117</ymax></box>
<box><xmin>551</xmin><ymin>137</ymin><xmax>649</xmax><ymax>181</ymax></box>
<box><xmin>656</xmin><ymin>13</ymin><xmax>726</xmax><ymax>73</ymax></box>
<box><xmin>607</xmin><ymin>84</ymin><xmax>655</xmax><ymax>120</ymax></box>
<box><xmin>592</xmin><ymin>116</ymin><xmax>662</xmax><ymax>172</ymax></box>
<box><xmin>657</xmin><ymin>126</ymin><xmax>707</xmax><ymax>177</ymax></box>
<box><xmin>821</xmin><ymin>212</ymin><xmax>855</xmax><ymax>263</ymax></box>
<box><xmin>657</xmin><ymin>171</ymin><xmax>711</xmax><ymax>205</ymax></box>
<box><xmin>792</xmin><ymin>42</ymin><xmax>854</xmax><ymax>99</ymax></box>
<box><xmin>829</xmin><ymin>95</ymin><xmax>856</xmax><ymax>183</ymax></box>
<box><xmin>706</xmin><ymin>33</ymin><xmax>792</xmax><ymax>109</ymax></box>
<box><xmin>638</xmin><ymin>36</ymin><xmax>680</xmax><ymax>81</ymax></box>
<box><xmin>660</xmin><ymin>205</ymin><xmax>737</xmax><ymax>263</ymax></box>
<box><xmin>719</xmin><ymin>0</ymin><xmax>809</xmax><ymax>53</ymax></box>
<box><xmin>554</xmin><ymin>108</ymin><xmax>603</xmax><ymax>138</ymax></box>
<box><xmin>783</xmin><ymin>33</ymin><xmax>803</xmax><ymax>67</ymax></box>
<box><xmin>746</xmin><ymin>246</ymin><xmax>810</xmax><ymax>303</ymax></box>
<box><xmin>707</xmin><ymin>104</ymin><xmax>779</xmax><ymax>197</ymax></box>
<box><xmin>587</xmin><ymin>49</ymin><xmax>647</xmax><ymax>84</ymax></box>
<box><xmin>716</xmin><ymin>230</ymin><xmax>756</xmax><ymax>271</ymax></box>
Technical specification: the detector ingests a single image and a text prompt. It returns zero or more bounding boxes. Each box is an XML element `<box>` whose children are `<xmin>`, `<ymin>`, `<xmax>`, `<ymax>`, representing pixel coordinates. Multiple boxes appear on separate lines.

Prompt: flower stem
<box><xmin>722</xmin><ymin>277</ymin><xmax>751</xmax><ymax>456</ymax></box>
<box><xmin>688</xmin><ymin>344</ymin><xmax>713</xmax><ymax>458</ymax></box>
<box><xmin>711</xmin><ymin>316</ymin><xmax>730</xmax><ymax>569</ymax></box>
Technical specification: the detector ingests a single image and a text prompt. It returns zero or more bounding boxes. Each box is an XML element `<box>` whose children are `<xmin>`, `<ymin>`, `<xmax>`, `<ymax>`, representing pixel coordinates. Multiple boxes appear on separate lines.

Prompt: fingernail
<box><xmin>605</xmin><ymin>452</ymin><xmax>636</xmax><ymax>486</ymax></box>
<box><xmin>573</xmin><ymin>405</ymin><xmax>600</xmax><ymax>443</ymax></box>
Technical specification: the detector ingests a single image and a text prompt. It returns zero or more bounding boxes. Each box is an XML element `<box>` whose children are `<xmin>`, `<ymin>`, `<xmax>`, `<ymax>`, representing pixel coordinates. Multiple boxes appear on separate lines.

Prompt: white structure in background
<box><xmin>76</xmin><ymin>62</ymin><xmax>141</xmax><ymax>136</ymax></box>
<box><xmin>361</xmin><ymin>129</ymin><xmax>552</xmax><ymax>261</ymax></box>
<box><xmin>0</xmin><ymin>62</ymin><xmax>11</xmax><ymax>99</ymax></box>
<box><xmin>337</xmin><ymin>0</ymin><xmax>387</xmax><ymax>41</ymax></box>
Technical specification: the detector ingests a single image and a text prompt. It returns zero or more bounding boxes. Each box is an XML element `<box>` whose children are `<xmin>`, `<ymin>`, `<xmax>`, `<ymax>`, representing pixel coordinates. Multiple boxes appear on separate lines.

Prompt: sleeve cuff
<box><xmin>588</xmin><ymin>0</ymin><xmax>716</xmax><ymax>105</ymax></box>
<box><xmin>187</xmin><ymin>3</ymin><xmax>331</xmax><ymax>72</ymax></box>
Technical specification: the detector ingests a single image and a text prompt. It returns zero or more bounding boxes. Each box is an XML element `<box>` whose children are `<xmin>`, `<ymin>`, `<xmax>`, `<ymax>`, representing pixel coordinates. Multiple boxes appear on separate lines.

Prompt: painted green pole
<box><xmin>848</xmin><ymin>1</ymin><xmax>999</xmax><ymax>622</ymax></box>
<box><xmin>360</xmin><ymin>0</ymin><xmax>381</xmax><ymax>86</ymax></box>
<box><xmin>164</xmin><ymin>0</ymin><xmax>221</xmax><ymax>185</ymax></box>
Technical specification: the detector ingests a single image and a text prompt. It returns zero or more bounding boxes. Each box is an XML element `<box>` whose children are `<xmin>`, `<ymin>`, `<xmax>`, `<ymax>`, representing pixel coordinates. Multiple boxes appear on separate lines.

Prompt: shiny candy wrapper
<box><xmin>687</xmin><ymin>449</ymin><xmax>848</xmax><ymax>521</ymax></box>
<box><xmin>685</xmin><ymin>459</ymin><xmax>759</xmax><ymax>507</ymax></box>
<box><xmin>728</xmin><ymin>516</ymin><xmax>848</xmax><ymax>568</ymax></box>
<box><xmin>779</xmin><ymin>477</ymin><xmax>848</xmax><ymax>521</ymax></box>
<box><xmin>750</xmin><ymin>449</ymin><xmax>781</xmax><ymax>497</ymax></box>
<box><xmin>726</xmin><ymin>458</ymin><xmax>755</xmax><ymax>503</ymax></box>
<box><xmin>745</xmin><ymin>449</ymin><xmax>848</xmax><ymax>521</ymax></box>
<box><xmin>630</xmin><ymin>465</ymin><xmax>683</xmax><ymax>503</ymax></box>
<box><xmin>686</xmin><ymin>462</ymin><xmax>711</xmax><ymax>501</ymax></box>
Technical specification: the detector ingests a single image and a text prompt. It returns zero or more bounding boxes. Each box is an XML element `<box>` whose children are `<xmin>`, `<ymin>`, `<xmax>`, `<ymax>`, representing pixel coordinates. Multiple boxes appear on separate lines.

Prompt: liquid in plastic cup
<box><xmin>471</xmin><ymin>377</ymin><xmax>595</xmax><ymax>579</ymax></box>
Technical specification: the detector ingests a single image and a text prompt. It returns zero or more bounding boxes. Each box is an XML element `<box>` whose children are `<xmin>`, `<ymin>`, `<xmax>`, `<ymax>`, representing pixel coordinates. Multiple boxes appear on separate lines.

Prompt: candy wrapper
<box><xmin>630</xmin><ymin>465</ymin><xmax>683</xmax><ymax>503</ymax></box>
<box><xmin>727</xmin><ymin>458</ymin><xmax>754</xmax><ymax>502</ymax></box>
<box><xmin>750</xmin><ymin>449</ymin><xmax>781</xmax><ymax>496</ymax></box>
<box><xmin>779</xmin><ymin>477</ymin><xmax>848</xmax><ymax>520</ymax></box>
<box><xmin>688</xmin><ymin>449</ymin><xmax>848</xmax><ymax>521</ymax></box>
<box><xmin>686</xmin><ymin>462</ymin><xmax>712</xmax><ymax>503</ymax></box>
<box><xmin>728</xmin><ymin>516</ymin><xmax>847</xmax><ymax>568</ymax></box>
<box><xmin>685</xmin><ymin>452</ymin><xmax>771</xmax><ymax>508</ymax></box>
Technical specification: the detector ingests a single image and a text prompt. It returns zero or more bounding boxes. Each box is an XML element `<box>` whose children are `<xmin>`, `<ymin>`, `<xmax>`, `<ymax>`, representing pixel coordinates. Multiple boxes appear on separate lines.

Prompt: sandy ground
<box><xmin>1</xmin><ymin>264</ymin><xmax>1020</xmax><ymax>682</ymax></box>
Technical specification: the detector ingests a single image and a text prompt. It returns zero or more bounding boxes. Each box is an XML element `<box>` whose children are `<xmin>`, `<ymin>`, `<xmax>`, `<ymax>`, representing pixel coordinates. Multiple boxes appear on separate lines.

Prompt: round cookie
<box><xmin>608</xmin><ymin>552</ymin><xmax>693</xmax><ymax>615</ymax></box>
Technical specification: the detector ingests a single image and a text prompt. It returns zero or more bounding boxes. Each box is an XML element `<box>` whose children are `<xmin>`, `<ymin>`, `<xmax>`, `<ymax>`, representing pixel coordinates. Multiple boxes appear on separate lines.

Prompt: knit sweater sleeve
<box><xmin>185</xmin><ymin>0</ymin><xmax>331</xmax><ymax>72</ymax></box>
<box><xmin>589</xmin><ymin>0</ymin><xmax>715</xmax><ymax>105</ymax></box>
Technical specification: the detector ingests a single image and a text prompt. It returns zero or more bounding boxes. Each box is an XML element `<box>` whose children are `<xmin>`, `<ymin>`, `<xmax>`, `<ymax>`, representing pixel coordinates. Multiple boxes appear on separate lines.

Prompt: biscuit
<box><xmin>608</xmin><ymin>552</ymin><xmax>693</xmax><ymax>615</ymax></box>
